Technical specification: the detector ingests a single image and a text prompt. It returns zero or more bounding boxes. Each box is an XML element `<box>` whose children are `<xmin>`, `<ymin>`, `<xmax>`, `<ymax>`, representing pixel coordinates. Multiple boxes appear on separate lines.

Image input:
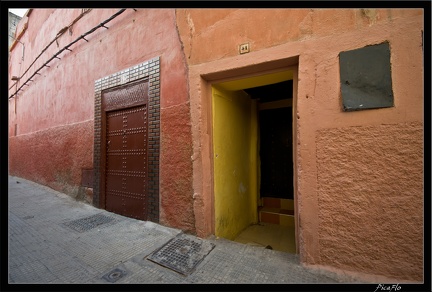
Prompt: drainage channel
<box><xmin>62</xmin><ymin>213</ymin><xmax>117</xmax><ymax>233</ymax></box>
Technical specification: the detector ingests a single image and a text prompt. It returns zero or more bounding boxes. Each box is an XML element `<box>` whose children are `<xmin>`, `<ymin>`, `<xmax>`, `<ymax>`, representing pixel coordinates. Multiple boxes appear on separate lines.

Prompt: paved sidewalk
<box><xmin>7</xmin><ymin>175</ymin><xmax>364</xmax><ymax>285</ymax></box>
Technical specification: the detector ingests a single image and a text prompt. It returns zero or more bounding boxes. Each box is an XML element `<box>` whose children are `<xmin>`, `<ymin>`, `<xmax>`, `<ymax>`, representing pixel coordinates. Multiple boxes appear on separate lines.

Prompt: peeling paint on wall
<box><xmin>361</xmin><ymin>9</ymin><xmax>378</xmax><ymax>26</ymax></box>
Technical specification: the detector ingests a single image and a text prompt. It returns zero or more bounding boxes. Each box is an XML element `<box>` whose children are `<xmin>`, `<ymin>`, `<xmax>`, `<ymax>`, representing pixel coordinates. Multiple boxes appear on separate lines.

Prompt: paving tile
<box><xmin>8</xmin><ymin>175</ymin><xmax>360</xmax><ymax>285</ymax></box>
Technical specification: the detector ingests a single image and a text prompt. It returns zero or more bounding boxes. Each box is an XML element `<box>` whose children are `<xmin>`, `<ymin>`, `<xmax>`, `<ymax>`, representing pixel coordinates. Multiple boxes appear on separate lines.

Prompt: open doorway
<box><xmin>246</xmin><ymin>81</ymin><xmax>294</xmax><ymax>201</ymax></box>
<box><xmin>212</xmin><ymin>71</ymin><xmax>296</xmax><ymax>253</ymax></box>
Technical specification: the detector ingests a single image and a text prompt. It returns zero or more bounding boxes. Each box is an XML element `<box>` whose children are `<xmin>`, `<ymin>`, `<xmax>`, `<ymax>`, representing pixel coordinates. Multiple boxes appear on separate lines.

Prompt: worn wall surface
<box><xmin>177</xmin><ymin>8</ymin><xmax>424</xmax><ymax>282</ymax></box>
<box><xmin>8</xmin><ymin>9</ymin><xmax>194</xmax><ymax>232</ymax></box>
<box><xmin>316</xmin><ymin>122</ymin><xmax>423</xmax><ymax>281</ymax></box>
<box><xmin>8</xmin><ymin>120</ymin><xmax>93</xmax><ymax>197</ymax></box>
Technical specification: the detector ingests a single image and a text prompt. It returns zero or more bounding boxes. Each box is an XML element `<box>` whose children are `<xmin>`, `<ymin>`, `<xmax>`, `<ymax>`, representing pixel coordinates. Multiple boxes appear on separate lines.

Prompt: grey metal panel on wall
<box><xmin>339</xmin><ymin>42</ymin><xmax>394</xmax><ymax>111</ymax></box>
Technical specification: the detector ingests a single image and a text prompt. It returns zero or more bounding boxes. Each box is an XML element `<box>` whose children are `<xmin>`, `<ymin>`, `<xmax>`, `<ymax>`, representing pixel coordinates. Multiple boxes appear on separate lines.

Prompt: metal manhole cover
<box><xmin>147</xmin><ymin>233</ymin><xmax>215</xmax><ymax>275</ymax></box>
<box><xmin>102</xmin><ymin>268</ymin><xmax>127</xmax><ymax>283</ymax></box>
<box><xmin>62</xmin><ymin>213</ymin><xmax>116</xmax><ymax>233</ymax></box>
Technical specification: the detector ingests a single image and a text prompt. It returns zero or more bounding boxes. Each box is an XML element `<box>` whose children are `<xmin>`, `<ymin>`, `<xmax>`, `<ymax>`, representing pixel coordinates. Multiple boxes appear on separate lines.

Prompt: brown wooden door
<box><xmin>102</xmin><ymin>80</ymin><xmax>149</xmax><ymax>220</ymax></box>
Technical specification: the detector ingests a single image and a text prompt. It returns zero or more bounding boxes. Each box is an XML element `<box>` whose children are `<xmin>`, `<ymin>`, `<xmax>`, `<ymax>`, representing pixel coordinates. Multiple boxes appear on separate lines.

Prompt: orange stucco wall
<box><xmin>176</xmin><ymin>9</ymin><xmax>424</xmax><ymax>282</ymax></box>
<box><xmin>8</xmin><ymin>9</ymin><xmax>195</xmax><ymax>232</ymax></box>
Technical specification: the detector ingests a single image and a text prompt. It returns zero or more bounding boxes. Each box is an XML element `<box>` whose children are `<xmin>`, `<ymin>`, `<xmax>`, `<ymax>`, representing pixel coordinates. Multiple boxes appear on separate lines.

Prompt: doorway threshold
<box><xmin>233</xmin><ymin>222</ymin><xmax>296</xmax><ymax>254</ymax></box>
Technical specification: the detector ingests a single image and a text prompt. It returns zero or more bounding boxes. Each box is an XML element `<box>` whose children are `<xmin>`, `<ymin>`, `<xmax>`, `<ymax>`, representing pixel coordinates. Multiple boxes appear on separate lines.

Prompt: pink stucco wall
<box><xmin>176</xmin><ymin>9</ymin><xmax>424</xmax><ymax>282</ymax></box>
<box><xmin>8</xmin><ymin>9</ymin><xmax>195</xmax><ymax>232</ymax></box>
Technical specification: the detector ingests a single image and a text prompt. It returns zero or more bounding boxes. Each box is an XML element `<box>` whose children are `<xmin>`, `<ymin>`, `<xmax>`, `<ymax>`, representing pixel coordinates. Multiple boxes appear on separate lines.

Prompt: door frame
<box><xmin>189</xmin><ymin>57</ymin><xmax>299</xmax><ymax>253</ymax></box>
<box><xmin>93</xmin><ymin>57</ymin><xmax>161</xmax><ymax>222</ymax></box>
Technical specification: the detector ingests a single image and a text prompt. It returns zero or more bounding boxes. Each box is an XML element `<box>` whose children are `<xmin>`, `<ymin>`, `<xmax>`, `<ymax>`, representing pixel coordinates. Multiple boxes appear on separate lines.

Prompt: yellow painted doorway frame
<box><xmin>212</xmin><ymin>70</ymin><xmax>294</xmax><ymax>240</ymax></box>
